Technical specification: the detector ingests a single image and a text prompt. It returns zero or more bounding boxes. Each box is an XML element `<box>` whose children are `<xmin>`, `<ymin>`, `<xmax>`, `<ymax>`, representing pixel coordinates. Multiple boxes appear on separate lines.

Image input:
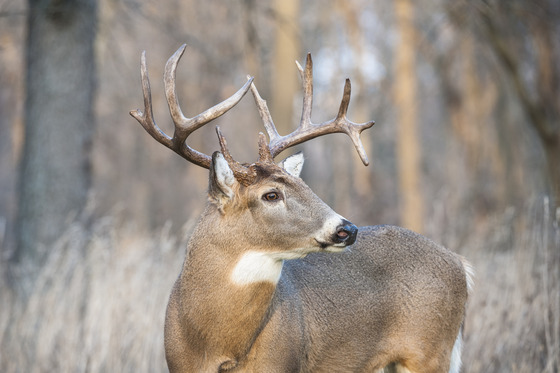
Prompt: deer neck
<box><xmin>177</xmin><ymin>207</ymin><xmax>279</xmax><ymax>366</ymax></box>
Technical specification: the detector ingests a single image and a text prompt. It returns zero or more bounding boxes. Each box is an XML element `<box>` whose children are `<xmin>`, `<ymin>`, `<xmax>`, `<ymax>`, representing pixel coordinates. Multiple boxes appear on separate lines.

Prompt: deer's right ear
<box><xmin>209</xmin><ymin>152</ymin><xmax>236</xmax><ymax>202</ymax></box>
<box><xmin>279</xmin><ymin>152</ymin><xmax>304</xmax><ymax>178</ymax></box>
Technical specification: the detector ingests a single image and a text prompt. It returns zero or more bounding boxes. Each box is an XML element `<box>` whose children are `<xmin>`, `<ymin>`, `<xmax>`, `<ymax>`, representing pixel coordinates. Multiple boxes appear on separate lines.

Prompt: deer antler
<box><xmin>249</xmin><ymin>54</ymin><xmax>374</xmax><ymax>165</ymax></box>
<box><xmin>130</xmin><ymin>44</ymin><xmax>254</xmax><ymax>169</ymax></box>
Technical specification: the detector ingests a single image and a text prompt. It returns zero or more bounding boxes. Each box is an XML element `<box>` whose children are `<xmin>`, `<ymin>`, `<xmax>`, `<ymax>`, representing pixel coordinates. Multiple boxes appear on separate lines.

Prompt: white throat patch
<box><xmin>230</xmin><ymin>250</ymin><xmax>309</xmax><ymax>286</ymax></box>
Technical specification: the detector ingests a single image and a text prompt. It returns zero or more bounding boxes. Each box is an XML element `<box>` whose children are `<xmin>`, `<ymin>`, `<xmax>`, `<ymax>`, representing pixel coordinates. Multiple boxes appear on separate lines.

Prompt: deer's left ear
<box><xmin>279</xmin><ymin>152</ymin><xmax>304</xmax><ymax>178</ymax></box>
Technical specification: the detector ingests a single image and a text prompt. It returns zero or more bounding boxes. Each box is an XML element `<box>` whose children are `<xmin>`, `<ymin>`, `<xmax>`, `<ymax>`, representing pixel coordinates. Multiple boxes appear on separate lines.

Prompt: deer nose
<box><xmin>335</xmin><ymin>220</ymin><xmax>358</xmax><ymax>246</ymax></box>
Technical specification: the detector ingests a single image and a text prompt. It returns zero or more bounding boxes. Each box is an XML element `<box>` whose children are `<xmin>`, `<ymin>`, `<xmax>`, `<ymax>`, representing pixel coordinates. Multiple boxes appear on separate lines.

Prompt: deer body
<box><xmin>130</xmin><ymin>45</ymin><xmax>472</xmax><ymax>373</ymax></box>
<box><xmin>163</xmin><ymin>158</ymin><xmax>469</xmax><ymax>373</ymax></box>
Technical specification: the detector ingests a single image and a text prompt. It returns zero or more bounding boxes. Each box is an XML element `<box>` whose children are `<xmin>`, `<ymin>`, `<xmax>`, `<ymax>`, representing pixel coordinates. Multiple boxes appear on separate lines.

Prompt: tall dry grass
<box><xmin>0</xmin><ymin>215</ymin><xmax>194</xmax><ymax>372</ymax></box>
<box><xmin>461</xmin><ymin>198</ymin><xmax>560</xmax><ymax>372</ymax></box>
<box><xmin>0</xmin><ymin>198</ymin><xmax>558</xmax><ymax>372</ymax></box>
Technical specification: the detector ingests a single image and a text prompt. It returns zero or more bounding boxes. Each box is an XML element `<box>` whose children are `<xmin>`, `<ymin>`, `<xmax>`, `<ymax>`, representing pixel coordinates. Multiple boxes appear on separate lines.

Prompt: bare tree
<box><xmin>15</xmin><ymin>0</ymin><xmax>97</xmax><ymax>278</ymax></box>
<box><xmin>271</xmin><ymin>0</ymin><xmax>300</xmax><ymax>135</ymax></box>
<box><xmin>456</xmin><ymin>0</ymin><xmax>560</xmax><ymax>204</ymax></box>
<box><xmin>394</xmin><ymin>0</ymin><xmax>424</xmax><ymax>232</ymax></box>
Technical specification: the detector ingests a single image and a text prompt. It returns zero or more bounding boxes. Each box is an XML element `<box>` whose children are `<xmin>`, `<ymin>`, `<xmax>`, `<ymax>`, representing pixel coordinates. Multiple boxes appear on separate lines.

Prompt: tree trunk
<box><xmin>544</xmin><ymin>141</ymin><xmax>560</xmax><ymax>204</ymax></box>
<box><xmin>394</xmin><ymin>0</ymin><xmax>424</xmax><ymax>233</ymax></box>
<box><xmin>272</xmin><ymin>0</ymin><xmax>300</xmax><ymax>136</ymax></box>
<box><xmin>15</xmin><ymin>0</ymin><xmax>97</xmax><ymax>269</ymax></box>
<box><xmin>477</xmin><ymin>2</ymin><xmax>560</xmax><ymax>206</ymax></box>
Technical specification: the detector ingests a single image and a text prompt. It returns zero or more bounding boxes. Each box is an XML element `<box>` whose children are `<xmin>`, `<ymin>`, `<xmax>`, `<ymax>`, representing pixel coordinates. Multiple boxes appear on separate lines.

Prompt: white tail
<box><xmin>131</xmin><ymin>45</ymin><xmax>472</xmax><ymax>373</ymax></box>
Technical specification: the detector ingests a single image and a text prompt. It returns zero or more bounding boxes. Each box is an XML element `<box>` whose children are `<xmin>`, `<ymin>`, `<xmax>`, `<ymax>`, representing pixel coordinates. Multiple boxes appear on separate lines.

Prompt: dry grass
<box><xmin>461</xmin><ymin>198</ymin><xmax>560</xmax><ymax>373</ymax></box>
<box><xmin>0</xmin><ymin>199</ymin><xmax>558</xmax><ymax>372</ymax></box>
<box><xmin>0</xmin><ymin>216</ymin><xmax>193</xmax><ymax>372</ymax></box>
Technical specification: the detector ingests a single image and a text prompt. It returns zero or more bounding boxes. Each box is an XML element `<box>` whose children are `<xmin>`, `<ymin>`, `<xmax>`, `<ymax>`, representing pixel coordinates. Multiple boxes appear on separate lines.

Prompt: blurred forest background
<box><xmin>0</xmin><ymin>0</ymin><xmax>559</xmax><ymax>371</ymax></box>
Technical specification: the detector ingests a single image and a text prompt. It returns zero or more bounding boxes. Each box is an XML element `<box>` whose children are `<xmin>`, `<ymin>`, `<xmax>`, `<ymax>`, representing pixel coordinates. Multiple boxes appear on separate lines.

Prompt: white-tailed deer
<box><xmin>131</xmin><ymin>45</ymin><xmax>473</xmax><ymax>373</ymax></box>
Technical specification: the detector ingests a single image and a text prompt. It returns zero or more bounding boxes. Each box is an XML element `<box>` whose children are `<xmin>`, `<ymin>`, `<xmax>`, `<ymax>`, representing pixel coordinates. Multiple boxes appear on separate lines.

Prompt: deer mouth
<box><xmin>315</xmin><ymin>240</ymin><xmax>332</xmax><ymax>250</ymax></box>
<box><xmin>314</xmin><ymin>239</ymin><xmax>350</xmax><ymax>253</ymax></box>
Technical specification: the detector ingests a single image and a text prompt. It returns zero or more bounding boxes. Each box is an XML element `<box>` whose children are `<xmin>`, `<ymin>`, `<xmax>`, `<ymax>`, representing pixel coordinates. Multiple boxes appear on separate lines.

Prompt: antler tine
<box><xmin>264</xmin><ymin>53</ymin><xmax>374</xmax><ymax>166</ymax></box>
<box><xmin>215</xmin><ymin>126</ymin><xmax>257</xmax><ymax>186</ymax></box>
<box><xmin>129</xmin><ymin>51</ymin><xmax>173</xmax><ymax>149</ymax></box>
<box><xmin>335</xmin><ymin>78</ymin><xmax>375</xmax><ymax>166</ymax></box>
<box><xmin>130</xmin><ymin>44</ymin><xmax>254</xmax><ymax>169</ymax></box>
<box><xmin>248</xmin><ymin>76</ymin><xmax>280</xmax><ymax>144</ymax></box>
<box><xmin>299</xmin><ymin>54</ymin><xmax>314</xmax><ymax>130</ymax></box>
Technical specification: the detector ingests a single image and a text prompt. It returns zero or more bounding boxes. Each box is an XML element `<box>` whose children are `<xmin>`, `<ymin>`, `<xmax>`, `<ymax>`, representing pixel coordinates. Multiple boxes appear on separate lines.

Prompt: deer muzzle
<box><xmin>334</xmin><ymin>220</ymin><xmax>358</xmax><ymax>246</ymax></box>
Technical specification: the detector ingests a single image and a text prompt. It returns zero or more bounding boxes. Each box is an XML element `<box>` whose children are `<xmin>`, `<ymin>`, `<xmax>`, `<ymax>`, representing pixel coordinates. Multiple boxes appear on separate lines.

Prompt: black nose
<box><xmin>334</xmin><ymin>220</ymin><xmax>358</xmax><ymax>246</ymax></box>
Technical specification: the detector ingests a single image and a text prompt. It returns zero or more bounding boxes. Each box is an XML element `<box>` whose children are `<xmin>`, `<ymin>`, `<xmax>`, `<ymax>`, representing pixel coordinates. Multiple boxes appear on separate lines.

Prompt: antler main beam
<box><xmin>130</xmin><ymin>44</ymin><xmax>254</xmax><ymax>169</ymax></box>
<box><xmin>250</xmin><ymin>54</ymin><xmax>374</xmax><ymax>166</ymax></box>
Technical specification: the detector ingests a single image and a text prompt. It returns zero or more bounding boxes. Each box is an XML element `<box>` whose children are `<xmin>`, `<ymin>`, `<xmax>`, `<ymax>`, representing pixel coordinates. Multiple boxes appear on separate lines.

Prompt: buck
<box><xmin>130</xmin><ymin>45</ymin><xmax>473</xmax><ymax>373</ymax></box>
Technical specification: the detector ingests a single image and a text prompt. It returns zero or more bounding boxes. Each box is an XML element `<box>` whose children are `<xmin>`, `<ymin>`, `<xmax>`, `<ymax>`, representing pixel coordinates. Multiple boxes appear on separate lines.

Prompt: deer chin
<box><xmin>320</xmin><ymin>243</ymin><xmax>349</xmax><ymax>253</ymax></box>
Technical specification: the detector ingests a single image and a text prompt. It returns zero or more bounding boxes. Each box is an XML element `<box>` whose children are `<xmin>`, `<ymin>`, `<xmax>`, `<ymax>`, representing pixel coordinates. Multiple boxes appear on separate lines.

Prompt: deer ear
<box><xmin>209</xmin><ymin>151</ymin><xmax>236</xmax><ymax>201</ymax></box>
<box><xmin>279</xmin><ymin>152</ymin><xmax>304</xmax><ymax>178</ymax></box>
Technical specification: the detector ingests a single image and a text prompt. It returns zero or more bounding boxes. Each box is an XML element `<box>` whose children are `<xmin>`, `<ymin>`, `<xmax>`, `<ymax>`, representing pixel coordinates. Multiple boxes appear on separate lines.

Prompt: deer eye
<box><xmin>263</xmin><ymin>191</ymin><xmax>281</xmax><ymax>202</ymax></box>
